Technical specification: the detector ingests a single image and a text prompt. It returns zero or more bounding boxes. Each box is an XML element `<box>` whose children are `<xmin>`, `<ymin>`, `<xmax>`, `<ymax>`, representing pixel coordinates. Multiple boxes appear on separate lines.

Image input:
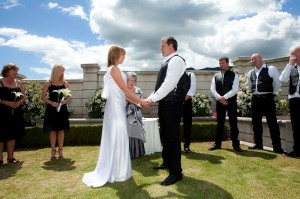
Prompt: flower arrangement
<box><xmin>192</xmin><ymin>93</ymin><xmax>212</xmax><ymax>116</ymax></box>
<box><xmin>52</xmin><ymin>88</ymin><xmax>72</xmax><ymax>112</ymax></box>
<box><xmin>237</xmin><ymin>74</ymin><xmax>252</xmax><ymax>117</ymax></box>
<box><xmin>85</xmin><ymin>87</ymin><xmax>106</xmax><ymax>118</ymax></box>
<box><xmin>11</xmin><ymin>91</ymin><xmax>23</xmax><ymax>115</ymax></box>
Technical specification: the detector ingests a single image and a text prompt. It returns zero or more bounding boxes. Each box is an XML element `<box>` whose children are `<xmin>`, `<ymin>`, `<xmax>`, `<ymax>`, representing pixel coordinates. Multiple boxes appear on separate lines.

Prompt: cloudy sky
<box><xmin>0</xmin><ymin>0</ymin><xmax>300</xmax><ymax>79</ymax></box>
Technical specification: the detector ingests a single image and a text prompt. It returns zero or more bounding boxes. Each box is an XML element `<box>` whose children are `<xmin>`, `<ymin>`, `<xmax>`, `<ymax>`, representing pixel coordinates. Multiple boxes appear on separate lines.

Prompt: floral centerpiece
<box><xmin>52</xmin><ymin>88</ymin><xmax>72</xmax><ymax>112</ymax></box>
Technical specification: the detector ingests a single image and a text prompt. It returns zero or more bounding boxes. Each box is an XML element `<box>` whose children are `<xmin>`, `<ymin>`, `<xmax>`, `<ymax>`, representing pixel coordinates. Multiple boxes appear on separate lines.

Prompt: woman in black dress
<box><xmin>41</xmin><ymin>64</ymin><xmax>71</xmax><ymax>160</ymax></box>
<box><xmin>0</xmin><ymin>64</ymin><xmax>25</xmax><ymax>165</ymax></box>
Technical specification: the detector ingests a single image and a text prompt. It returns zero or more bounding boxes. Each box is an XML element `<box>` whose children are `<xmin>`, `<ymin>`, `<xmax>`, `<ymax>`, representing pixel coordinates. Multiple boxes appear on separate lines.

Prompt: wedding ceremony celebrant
<box><xmin>41</xmin><ymin>64</ymin><xmax>72</xmax><ymax>160</ymax></box>
<box><xmin>82</xmin><ymin>45</ymin><xmax>150</xmax><ymax>187</ymax></box>
<box><xmin>0</xmin><ymin>63</ymin><xmax>26</xmax><ymax>165</ymax></box>
<box><xmin>126</xmin><ymin>71</ymin><xmax>146</xmax><ymax>159</ymax></box>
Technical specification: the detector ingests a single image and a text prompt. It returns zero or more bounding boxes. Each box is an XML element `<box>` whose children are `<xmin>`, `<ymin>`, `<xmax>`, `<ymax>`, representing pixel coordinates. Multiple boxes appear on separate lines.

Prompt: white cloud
<box><xmin>47</xmin><ymin>2</ymin><xmax>88</xmax><ymax>21</ymax></box>
<box><xmin>1</xmin><ymin>0</ymin><xmax>300</xmax><ymax>80</ymax></box>
<box><xmin>89</xmin><ymin>0</ymin><xmax>300</xmax><ymax>68</ymax></box>
<box><xmin>29</xmin><ymin>67</ymin><xmax>51</xmax><ymax>75</ymax></box>
<box><xmin>0</xmin><ymin>28</ymin><xmax>109</xmax><ymax>79</ymax></box>
<box><xmin>0</xmin><ymin>0</ymin><xmax>20</xmax><ymax>9</ymax></box>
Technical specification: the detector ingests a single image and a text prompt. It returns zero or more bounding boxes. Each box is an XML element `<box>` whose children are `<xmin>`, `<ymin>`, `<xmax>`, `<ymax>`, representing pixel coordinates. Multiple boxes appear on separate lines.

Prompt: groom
<box><xmin>146</xmin><ymin>36</ymin><xmax>186</xmax><ymax>186</ymax></box>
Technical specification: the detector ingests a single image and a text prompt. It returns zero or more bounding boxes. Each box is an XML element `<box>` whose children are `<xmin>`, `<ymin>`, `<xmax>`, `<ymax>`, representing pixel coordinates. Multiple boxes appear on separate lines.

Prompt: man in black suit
<box><xmin>182</xmin><ymin>71</ymin><xmax>196</xmax><ymax>153</ymax></box>
<box><xmin>279</xmin><ymin>46</ymin><xmax>300</xmax><ymax>158</ymax></box>
<box><xmin>146</xmin><ymin>36</ymin><xmax>186</xmax><ymax>186</ymax></box>
<box><xmin>209</xmin><ymin>57</ymin><xmax>243</xmax><ymax>152</ymax></box>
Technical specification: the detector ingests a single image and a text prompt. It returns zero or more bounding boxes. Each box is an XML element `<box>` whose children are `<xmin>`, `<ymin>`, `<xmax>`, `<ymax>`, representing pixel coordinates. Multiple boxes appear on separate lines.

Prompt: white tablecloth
<box><xmin>142</xmin><ymin>118</ymin><xmax>162</xmax><ymax>155</ymax></box>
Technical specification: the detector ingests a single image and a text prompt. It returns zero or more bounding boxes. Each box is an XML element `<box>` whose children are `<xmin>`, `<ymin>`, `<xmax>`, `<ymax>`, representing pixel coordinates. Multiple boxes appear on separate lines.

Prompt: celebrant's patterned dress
<box><xmin>126</xmin><ymin>87</ymin><xmax>146</xmax><ymax>159</ymax></box>
<box><xmin>43</xmin><ymin>83</ymin><xmax>70</xmax><ymax>132</ymax></box>
<box><xmin>0</xmin><ymin>79</ymin><xmax>25</xmax><ymax>142</ymax></box>
<box><xmin>82</xmin><ymin>66</ymin><xmax>132</xmax><ymax>187</ymax></box>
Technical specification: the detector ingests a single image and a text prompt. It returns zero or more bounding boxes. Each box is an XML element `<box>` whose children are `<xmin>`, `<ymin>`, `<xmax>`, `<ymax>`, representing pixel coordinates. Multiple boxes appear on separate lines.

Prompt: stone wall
<box><xmin>22</xmin><ymin>56</ymin><xmax>290</xmax><ymax>118</ymax></box>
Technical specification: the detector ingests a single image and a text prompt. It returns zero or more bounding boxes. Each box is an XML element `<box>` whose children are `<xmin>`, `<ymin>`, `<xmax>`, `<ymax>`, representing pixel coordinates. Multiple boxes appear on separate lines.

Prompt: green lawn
<box><xmin>1</xmin><ymin>141</ymin><xmax>299</xmax><ymax>199</ymax></box>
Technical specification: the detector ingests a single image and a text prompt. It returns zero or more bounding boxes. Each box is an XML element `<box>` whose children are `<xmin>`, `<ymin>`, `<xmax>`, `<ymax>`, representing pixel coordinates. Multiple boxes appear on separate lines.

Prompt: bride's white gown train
<box><xmin>82</xmin><ymin>66</ymin><xmax>132</xmax><ymax>187</ymax></box>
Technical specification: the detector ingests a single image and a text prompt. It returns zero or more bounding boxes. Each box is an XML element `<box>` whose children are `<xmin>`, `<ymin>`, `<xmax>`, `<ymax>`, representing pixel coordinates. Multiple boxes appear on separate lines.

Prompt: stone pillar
<box><xmin>81</xmin><ymin>64</ymin><xmax>101</xmax><ymax>118</ymax></box>
<box><xmin>232</xmin><ymin>56</ymin><xmax>251</xmax><ymax>75</ymax></box>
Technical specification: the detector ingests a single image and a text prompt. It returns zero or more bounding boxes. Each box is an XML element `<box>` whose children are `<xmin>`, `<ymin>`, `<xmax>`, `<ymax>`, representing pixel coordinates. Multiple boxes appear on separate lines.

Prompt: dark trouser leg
<box><xmin>227</xmin><ymin>99</ymin><xmax>240</xmax><ymax>147</ymax></box>
<box><xmin>289</xmin><ymin>98</ymin><xmax>300</xmax><ymax>152</ymax></box>
<box><xmin>264</xmin><ymin>96</ymin><xmax>281</xmax><ymax>149</ymax></box>
<box><xmin>215</xmin><ymin>101</ymin><xmax>226</xmax><ymax>146</ymax></box>
<box><xmin>183</xmin><ymin>99</ymin><xmax>192</xmax><ymax>148</ymax></box>
<box><xmin>159</xmin><ymin>102</ymin><xmax>183</xmax><ymax>175</ymax></box>
<box><xmin>251</xmin><ymin>97</ymin><xmax>263</xmax><ymax>145</ymax></box>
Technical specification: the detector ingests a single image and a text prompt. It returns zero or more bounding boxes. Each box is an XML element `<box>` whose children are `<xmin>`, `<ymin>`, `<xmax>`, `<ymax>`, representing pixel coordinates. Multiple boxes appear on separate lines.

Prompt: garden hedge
<box><xmin>16</xmin><ymin>122</ymin><xmax>227</xmax><ymax>148</ymax></box>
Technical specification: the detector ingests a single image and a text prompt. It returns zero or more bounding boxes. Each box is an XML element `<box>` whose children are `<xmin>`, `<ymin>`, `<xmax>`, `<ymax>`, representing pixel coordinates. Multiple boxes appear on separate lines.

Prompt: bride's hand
<box><xmin>140</xmin><ymin>99</ymin><xmax>152</xmax><ymax>108</ymax></box>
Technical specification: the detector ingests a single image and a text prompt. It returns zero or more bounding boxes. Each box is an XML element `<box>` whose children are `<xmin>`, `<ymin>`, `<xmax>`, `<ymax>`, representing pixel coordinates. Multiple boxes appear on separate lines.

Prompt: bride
<box><xmin>82</xmin><ymin>46</ymin><xmax>150</xmax><ymax>187</ymax></box>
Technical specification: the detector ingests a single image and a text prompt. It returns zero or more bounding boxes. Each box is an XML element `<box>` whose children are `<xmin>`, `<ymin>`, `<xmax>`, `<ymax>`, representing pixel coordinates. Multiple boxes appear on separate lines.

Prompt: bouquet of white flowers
<box><xmin>52</xmin><ymin>88</ymin><xmax>72</xmax><ymax>112</ymax></box>
<box><xmin>11</xmin><ymin>91</ymin><xmax>23</xmax><ymax>115</ymax></box>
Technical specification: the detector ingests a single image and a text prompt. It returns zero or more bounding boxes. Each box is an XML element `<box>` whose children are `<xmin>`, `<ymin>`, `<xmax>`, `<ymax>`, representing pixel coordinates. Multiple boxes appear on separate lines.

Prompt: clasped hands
<box><xmin>218</xmin><ymin>96</ymin><xmax>228</xmax><ymax>106</ymax></box>
<box><xmin>4</xmin><ymin>100</ymin><xmax>22</xmax><ymax>109</ymax></box>
<box><xmin>139</xmin><ymin>98</ymin><xmax>152</xmax><ymax>108</ymax></box>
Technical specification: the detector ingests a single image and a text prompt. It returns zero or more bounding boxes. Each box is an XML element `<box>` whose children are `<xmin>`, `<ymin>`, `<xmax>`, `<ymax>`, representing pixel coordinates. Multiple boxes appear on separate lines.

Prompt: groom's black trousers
<box><xmin>158</xmin><ymin>101</ymin><xmax>183</xmax><ymax>176</ymax></box>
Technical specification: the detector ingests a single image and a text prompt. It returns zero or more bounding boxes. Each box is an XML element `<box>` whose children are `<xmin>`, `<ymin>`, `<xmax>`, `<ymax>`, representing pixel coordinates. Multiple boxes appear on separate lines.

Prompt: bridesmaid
<box><xmin>41</xmin><ymin>64</ymin><xmax>72</xmax><ymax>160</ymax></box>
<box><xmin>0</xmin><ymin>63</ymin><xmax>25</xmax><ymax>165</ymax></box>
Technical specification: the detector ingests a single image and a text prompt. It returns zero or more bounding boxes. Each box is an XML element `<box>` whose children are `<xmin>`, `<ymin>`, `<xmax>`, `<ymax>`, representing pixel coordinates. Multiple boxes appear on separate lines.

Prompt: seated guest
<box><xmin>126</xmin><ymin>72</ymin><xmax>146</xmax><ymax>159</ymax></box>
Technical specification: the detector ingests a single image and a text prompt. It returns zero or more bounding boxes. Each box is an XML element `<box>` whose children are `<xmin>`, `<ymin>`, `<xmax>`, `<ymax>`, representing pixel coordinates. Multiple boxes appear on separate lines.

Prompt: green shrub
<box><xmin>192</xmin><ymin>93</ymin><xmax>212</xmax><ymax>116</ymax></box>
<box><xmin>22</xmin><ymin>81</ymin><xmax>46</xmax><ymax>126</ymax></box>
<box><xmin>17</xmin><ymin>125</ymin><xmax>102</xmax><ymax>148</ymax></box>
<box><xmin>180</xmin><ymin>122</ymin><xmax>227</xmax><ymax>141</ymax></box>
<box><xmin>84</xmin><ymin>88</ymin><xmax>106</xmax><ymax>118</ymax></box>
<box><xmin>17</xmin><ymin>122</ymin><xmax>222</xmax><ymax>148</ymax></box>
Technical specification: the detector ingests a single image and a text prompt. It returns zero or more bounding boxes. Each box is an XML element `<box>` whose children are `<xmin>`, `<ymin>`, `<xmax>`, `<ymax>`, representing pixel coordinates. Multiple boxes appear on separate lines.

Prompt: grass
<box><xmin>0</xmin><ymin>141</ymin><xmax>300</xmax><ymax>199</ymax></box>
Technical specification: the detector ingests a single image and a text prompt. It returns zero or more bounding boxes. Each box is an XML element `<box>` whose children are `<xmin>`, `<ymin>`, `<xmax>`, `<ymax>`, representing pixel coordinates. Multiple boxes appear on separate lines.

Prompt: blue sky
<box><xmin>1</xmin><ymin>0</ymin><xmax>300</xmax><ymax>79</ymax></box>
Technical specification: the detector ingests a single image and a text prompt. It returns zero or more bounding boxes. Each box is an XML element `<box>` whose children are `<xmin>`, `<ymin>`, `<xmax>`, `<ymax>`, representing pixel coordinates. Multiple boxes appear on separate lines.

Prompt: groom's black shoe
<box><xmin>208</xmin><ymin>144</ymin><xmax>221</xmax><ymax>151</ymax></box>
<box><xmin>153</xmin><ymin>163</ymin><xmax>167</xmax><ymax>170</ymax></box>
<box><xmin>160</xmin><ymin>174</ymin><xmax>183</xmax><ymax>186</ymax></box>
<box><xmin>248</xmin><ymin>144</ymin><xmax>263</xmax><ymax>150</ymax></box>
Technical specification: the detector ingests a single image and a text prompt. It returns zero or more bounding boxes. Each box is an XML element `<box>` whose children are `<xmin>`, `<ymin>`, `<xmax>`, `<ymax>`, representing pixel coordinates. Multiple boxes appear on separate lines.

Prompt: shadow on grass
<box><xmin>109</xmin><ymin>175</ymin><xmax>233</xmax><ymax>199</ymax></box>
<box><xmin>132</xmin><ymin>153</ymin><xmax>162</xmax><ymax>177</ymax></box>
<box><xmin>41</xmin><ymin>158</ymin><xmax>76</xmax><ymax>171</ymax></box>
<box><xmin>0</xmin><ymin>161</ymin><xmax>24</xmax><ymax>180</ymax></box>
<box><xmin>224</xmin><ymin>148</ymin><xmax>277</xmax><ymax>160</ymax></box>
<box><xmin>182</xmin><ymin>151</ymin><xmax>226</xmax><ymax>164</ymax></box>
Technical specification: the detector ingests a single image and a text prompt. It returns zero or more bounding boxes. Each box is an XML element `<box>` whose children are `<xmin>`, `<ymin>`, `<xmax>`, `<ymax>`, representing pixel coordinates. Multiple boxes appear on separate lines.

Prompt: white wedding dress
<box><xmin>82</xmin><ymin>66</ymin><xmax>132</xmax><ymax>187</ymax></box>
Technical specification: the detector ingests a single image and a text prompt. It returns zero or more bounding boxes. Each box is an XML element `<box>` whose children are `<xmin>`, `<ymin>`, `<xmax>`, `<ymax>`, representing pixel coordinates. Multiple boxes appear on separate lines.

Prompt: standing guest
<box><xmin>146</xmin><ymin>36</ymin><xmax>186</xmax><ymax>186</ymax></box>
<box><xmin>82</xmin><ymin>46</ymin><xmax>150</xmax><ymax>187</ymax></box>
<box><xmin>279</xmin><ymin>46</ymin><xmax>300</xmax><ymax>158</ymax></box>
<box><xmin>209</xmin><ymin>57</ymin><xmax>243</xmax><ymax>152</ymax></box>
<box><xmin>247</xmin><ymin>53</ymin><xmax>285</xmax><ymax>154</ymax></box>
<box><xmin>0</xmin><ymin>63</ymin><xmax>25</xmax><ymax>165</ymax></box>
<box><xmin>182</xmin><ymin>71</ymin><xmax>196</xmax><ymax>153</ymax></box>
<box><xmin>126</xmin><ymin>71</ymin><xmax>146</xmax><ymax>159</ymax></box>
<box><xmin>41</xmin><ymin>64</ymin><xmax>72</xmax><ymax>160</ymax></box>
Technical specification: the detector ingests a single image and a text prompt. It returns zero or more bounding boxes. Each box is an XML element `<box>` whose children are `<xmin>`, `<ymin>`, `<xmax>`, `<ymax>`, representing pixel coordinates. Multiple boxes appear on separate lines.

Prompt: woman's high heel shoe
<box><xmin>58</xmin><ymin>148</ymin><xmax>63</xmax><ymax>159</ymax></box>
<box><xmin>7</xmin><ymin>157</ymin><xmax>19</xmax><ymax>164</ymax></box>
<box><xmin>50</xmin><ymin>149</ymin><xmax>57</xmax><ymax>160</ymax></box>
